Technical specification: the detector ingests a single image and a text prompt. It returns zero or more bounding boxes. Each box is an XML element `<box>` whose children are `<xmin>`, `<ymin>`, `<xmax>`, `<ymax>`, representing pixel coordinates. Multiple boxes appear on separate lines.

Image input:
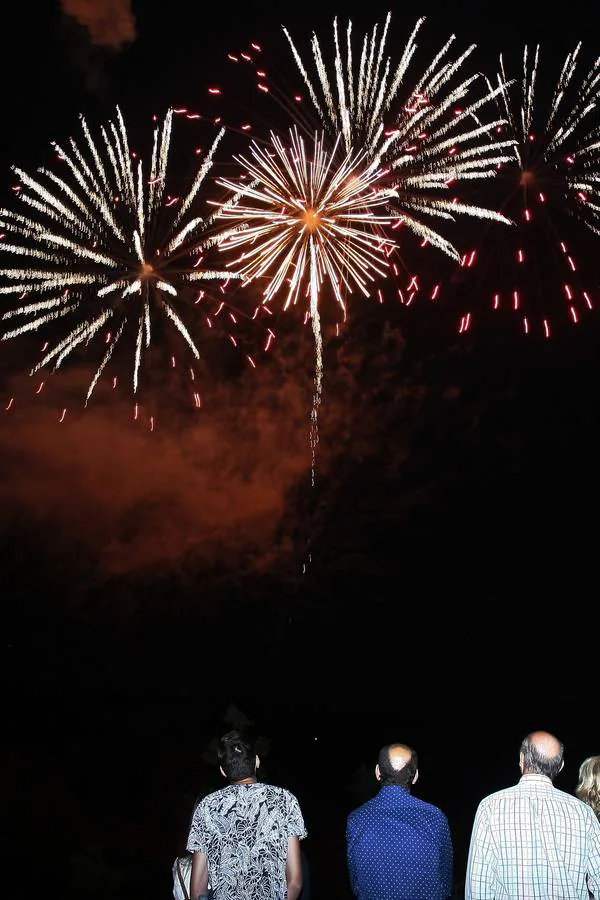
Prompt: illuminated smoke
<box><xmin>60</xmin><ymin>0</ymin><xmax>136</xmax><ymax>49</ymax></box>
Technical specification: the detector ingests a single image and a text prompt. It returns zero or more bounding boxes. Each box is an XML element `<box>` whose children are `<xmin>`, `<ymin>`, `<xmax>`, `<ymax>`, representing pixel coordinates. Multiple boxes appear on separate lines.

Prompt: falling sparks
<box><xmin>0</xmin><ymin>107</ymin><xmax>244</xmax><ymax>404</ymax></box>
<box><xmin>215</xmin><ymin>125</ymin><xmax>400</xmax><ymax>482</ymax></box>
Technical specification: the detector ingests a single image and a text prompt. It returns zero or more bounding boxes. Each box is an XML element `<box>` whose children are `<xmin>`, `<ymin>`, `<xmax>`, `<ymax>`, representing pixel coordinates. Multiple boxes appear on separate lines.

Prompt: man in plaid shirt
<box><xmin>465</xmin><ymin>730</ymin><xmax>600</xmax><ymax>899</ymax></box>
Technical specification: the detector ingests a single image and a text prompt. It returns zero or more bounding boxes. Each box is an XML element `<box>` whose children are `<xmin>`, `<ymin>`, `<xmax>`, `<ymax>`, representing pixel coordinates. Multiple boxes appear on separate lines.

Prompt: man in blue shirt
<box><xmin>346</xmin><ymin>742</ymin><xmax>454</xmax><ymax>900</ymax></box>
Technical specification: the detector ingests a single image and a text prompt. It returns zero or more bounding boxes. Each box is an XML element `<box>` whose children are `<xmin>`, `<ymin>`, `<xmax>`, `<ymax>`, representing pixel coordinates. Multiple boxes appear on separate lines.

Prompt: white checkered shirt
<box><xmin>465</xmin><ymin>774</ymin><xmax>600</xmax><ymax>899</ymax></box>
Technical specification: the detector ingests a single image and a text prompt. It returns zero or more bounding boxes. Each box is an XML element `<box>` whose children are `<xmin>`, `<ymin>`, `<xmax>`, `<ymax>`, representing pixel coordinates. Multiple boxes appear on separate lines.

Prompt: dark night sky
<box><xmin>2</xmin><ymin>3</ymin><xmax>599</xmax><ymax>900</ymax></box>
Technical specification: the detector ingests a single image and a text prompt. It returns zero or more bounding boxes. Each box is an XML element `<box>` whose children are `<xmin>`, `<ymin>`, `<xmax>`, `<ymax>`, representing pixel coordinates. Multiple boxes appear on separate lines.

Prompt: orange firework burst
<box><xmin>215</xmin><ymin>124</ymin><xmax>401</xmax><ymax>479</ymax></box>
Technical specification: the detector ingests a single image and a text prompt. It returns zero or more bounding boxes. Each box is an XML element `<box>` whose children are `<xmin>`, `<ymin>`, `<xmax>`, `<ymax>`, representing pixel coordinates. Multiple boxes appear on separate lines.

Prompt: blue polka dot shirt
<box><xmin>346</xmin><ymin>785</ymin><xmax>454</xmax><ymax>900</ymax></box>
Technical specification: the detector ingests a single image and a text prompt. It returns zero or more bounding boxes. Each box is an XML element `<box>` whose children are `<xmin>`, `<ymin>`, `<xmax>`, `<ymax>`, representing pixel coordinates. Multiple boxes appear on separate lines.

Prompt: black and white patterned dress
<box><xmin>187</xmin><ymin>782</ymin><xmax>307</xmax><ymax>900</ymax></box>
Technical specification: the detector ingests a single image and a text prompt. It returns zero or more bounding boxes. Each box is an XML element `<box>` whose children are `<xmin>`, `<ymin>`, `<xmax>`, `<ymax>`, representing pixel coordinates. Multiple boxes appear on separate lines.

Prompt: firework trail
<box><xmin>399</xmin><ymin>41</ymin><xmax>600</xmax><ymax>339</ymax></box>
<box><xmin>281</xmin><ymin>12</ymin><xmax>516</xmax><ymax>262</ymax></box>
<box><xmin>0</xmin><ymin>106</ymin><xmax>266</xmax><ymax>409</ymax></box>
<box><xmin>215</xmin><ymin>125</ymin><xmax>400</xmax><ymax>482</ymax></box>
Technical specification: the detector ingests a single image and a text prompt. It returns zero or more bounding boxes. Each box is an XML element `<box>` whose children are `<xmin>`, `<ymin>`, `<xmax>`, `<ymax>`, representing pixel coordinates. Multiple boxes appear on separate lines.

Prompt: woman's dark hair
<box><xmin>218</xmin><ymin>730</ymin><xmax>257</xmax><ymax>781</ymax></box>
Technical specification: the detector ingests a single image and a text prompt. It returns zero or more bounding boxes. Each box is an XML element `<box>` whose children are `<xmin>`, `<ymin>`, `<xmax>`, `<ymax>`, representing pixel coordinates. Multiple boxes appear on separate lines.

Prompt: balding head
<box><xmin>519</xmin><ymin>731</ymin><xmax>564</xmax><ymax>780</ymax></box>
<box><xmin>376</xmin><ymin>743</ymin><xmax>418</xmax><ymax>788</ymax></box>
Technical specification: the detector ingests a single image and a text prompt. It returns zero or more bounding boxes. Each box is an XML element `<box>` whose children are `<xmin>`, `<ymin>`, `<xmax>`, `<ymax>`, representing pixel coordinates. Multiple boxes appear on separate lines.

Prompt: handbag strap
<box><xmin>176</xmin><ymin>858</ymin><xmax>191</xmax><ymax>900</ymax></box>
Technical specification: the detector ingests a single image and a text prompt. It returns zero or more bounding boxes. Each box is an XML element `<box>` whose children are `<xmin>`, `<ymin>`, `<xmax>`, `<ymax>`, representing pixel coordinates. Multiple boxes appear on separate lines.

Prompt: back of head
<box><xmin>217</xmin><ymin>729</ymin><xmax>257</xmax><ymax>782</ymax></box>
<box><xmin>520</xmin><ymin>731</ymin><xmax>564</xmax><ymax>780</ymax></box>
<box><xmin>575</xmin><ymin>756</ymin><xmax>600</xmax><ymax>819</ymax></box>
<box><xmin>378</xmin><ymin>743</ymin><xmax>418</xmax><ymax>787</ymax></box>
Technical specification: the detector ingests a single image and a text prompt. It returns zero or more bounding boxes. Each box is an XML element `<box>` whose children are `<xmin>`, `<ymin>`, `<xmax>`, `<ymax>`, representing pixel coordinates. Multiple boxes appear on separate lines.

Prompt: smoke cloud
<box><xmin>60</xmin><ymin>0</ymin><xmax>136</xmax><ymax>49</ymax></box>
<box><xmin>0</xmin><ymin>317</ymin><xmax>428</xmax><ymax>610</ymax></box>
<box><xmin>0</xmin><ymin>361</ymin><xmax>310</xmax><ymax>590</ymax></box>
<box><xmin>58</xmin><ymin>0</ymin><xmax>137</xmax><ymax>93</ymax></box>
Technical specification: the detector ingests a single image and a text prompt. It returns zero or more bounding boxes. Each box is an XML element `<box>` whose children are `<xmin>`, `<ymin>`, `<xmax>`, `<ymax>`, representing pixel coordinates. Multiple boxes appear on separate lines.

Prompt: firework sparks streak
<box><xmin>215</xmin><ymin>125</ymin><xmax>401</xmax><ymax>479</ymax></box>
<box><xmin>283</xmin><ymin>12</ymin><xmax>517</xmax><ymax>259</ymax></box>
<box><xmin>0</xmin><ymin>107</ymin><xmax>240</xmax><ymax>402</ymax></box>
<box><xmin>495</xmin><ymin>42</ymin><xmax>600</xmax><ymax>239</ymax></box>
<box><xmin>396</xmin><ymin>41</ymin><xmax>600</xmax><ymax>336</ymax></box>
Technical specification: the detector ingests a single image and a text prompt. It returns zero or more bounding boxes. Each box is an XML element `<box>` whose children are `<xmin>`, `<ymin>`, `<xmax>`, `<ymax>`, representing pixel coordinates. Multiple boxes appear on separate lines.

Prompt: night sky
<box><xmin>2</xmin><ymin>3</ymin><xmax>599</xmax><ymax>900</ymax></box>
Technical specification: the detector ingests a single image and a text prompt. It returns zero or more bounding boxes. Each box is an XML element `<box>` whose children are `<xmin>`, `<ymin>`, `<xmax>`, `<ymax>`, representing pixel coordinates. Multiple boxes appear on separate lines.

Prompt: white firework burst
<box><xmin>0</xmin><ymin>106</ymin><xmax>241</xmax><ymax>404</ymax></box>
<box><xmin>283</xmin><ymin>11</ymin><xmax>516</xmax><ymax>259</ymax></box>
<box><xmin>215</xmin><ymin>124</ymin><xmax>401</xmax><ymax>480</ymax></box>
<box><xmin>386</xmin><ymin>41</ymin><xmax>600</xmax><ymax>339</ymax></box>
<box><xmin>493</xmin><ymin>41</ymin><xmax>600</xmax><ymax>239</ymax></box>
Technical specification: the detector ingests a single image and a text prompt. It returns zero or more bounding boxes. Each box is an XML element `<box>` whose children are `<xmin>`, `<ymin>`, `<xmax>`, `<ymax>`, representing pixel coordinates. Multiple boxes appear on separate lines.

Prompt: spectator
<box><xmin>465</xmin><ymin>730</ymin><xmax>600</xmax><ymax>899</ymax></box>
<box><xmin>346</xmin><ymin>741</ymin><xmax>454</xmax><ymax>900</ymax></box>
<box><xmin>576</xmin><ymin>755</ymin><xmax>600</xmax><ymax>822</ymax></box>
<box><xmin>187</xmin><ymin>729</ymin><xmax>306</xmax><ymax>900</ymax></box>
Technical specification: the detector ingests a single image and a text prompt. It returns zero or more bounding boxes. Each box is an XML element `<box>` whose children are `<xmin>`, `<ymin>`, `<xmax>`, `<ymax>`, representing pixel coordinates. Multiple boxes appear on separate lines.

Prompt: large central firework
<box><xmin>0</xmin><ymin>107</ymin><xmax>245</xmax><ymax>406</ymax></box>
<box><xmin>282</xmin><ymin>12</ymin><xmax>515</xmax><ymax>260</ymax></box>
<box><xmin>215</xmin><ymin>124</ymin><xmax>400</xmax><ymax>477</ymax></box>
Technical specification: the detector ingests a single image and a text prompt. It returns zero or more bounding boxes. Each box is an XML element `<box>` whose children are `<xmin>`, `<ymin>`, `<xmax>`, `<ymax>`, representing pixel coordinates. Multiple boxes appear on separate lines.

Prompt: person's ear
<box><xmin>559</xmin><ymin>760</ymin><xmax>564</xmax><ymax>773</ymax></box>
<box><xmin>412</xmin><ymin>769</ymin><xmax>419</xmax><ymax>785</ymax></box>
<box><xmin>519</xmin><ymin>753</ymin><xmax>524</xmax><ymax>773</ymax></box>
<box><xmin>375</xmin><ymin>764</ymin><xmax>381</xmax><ymax>781</ymax></box>
<box><xmin>255</xmin><ymin>755</ymin><xmax>260</xmax><ymax>771</ymax></box>
<box><xmin>219</xmin><ymin>766</ymin><xmax>226</xmax><ymax>779</ymax></box>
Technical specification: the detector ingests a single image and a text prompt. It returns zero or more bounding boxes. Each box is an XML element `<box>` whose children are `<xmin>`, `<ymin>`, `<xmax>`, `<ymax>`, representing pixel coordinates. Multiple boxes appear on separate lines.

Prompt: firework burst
<box><xmin>398</xmin><ymin>41</ymin><xmax>600</xmax><ymax>339</ymax></box>
<box><xmin>215</xmin><ymin>124</ymin><xmax>400</xmax><ymax>479</ymax></box>
<box><xmin>281</xmin><ymin>12</ymin><xmax>516</xmax><ymax>261</ymax></box>
<box><xmin>0</xmin><ymin>106</ymin><xmax>266</xmax><ymax>409</ymax></box>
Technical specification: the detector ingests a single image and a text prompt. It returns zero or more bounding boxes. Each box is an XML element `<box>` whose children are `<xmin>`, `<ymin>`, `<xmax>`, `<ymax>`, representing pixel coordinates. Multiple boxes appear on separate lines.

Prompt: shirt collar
<box><xmin>519</xmin><ymin>773</ymin><xmax>553</xmax><ymax>785</ymax></box>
